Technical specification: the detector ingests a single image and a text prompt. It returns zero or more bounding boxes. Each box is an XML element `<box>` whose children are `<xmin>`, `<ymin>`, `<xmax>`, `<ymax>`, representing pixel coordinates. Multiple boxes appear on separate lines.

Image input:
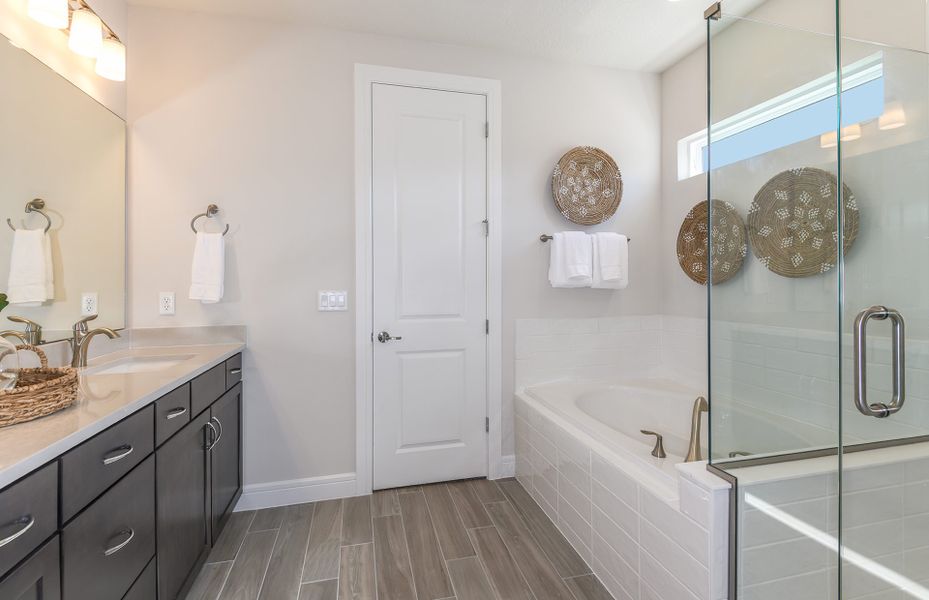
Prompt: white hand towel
<box><xmin>592</xmin><ymin>232</ymin><xmax>629</xmax><ymax>290</ymax></box>
<box><xmin>548</xmin><ymin>232</ymin><xmax>592</xmax><ymax>288</ymax></box>
<box><xmin>7</xmin><ymin>229</ymin><xmax>53</xmax><ymax>305</ymax></box>
<box><xmin>189</xmin><ymin>232</ymin><xmax>225</xmax><ymax>304</ymax></box>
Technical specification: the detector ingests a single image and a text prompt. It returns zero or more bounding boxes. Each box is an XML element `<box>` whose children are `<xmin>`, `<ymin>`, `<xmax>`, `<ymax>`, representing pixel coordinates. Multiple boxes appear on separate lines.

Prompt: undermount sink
<box><xmin>87</xmin><ymin>354</ymin><xmax>196</xmax><ymax>375</ymax></box>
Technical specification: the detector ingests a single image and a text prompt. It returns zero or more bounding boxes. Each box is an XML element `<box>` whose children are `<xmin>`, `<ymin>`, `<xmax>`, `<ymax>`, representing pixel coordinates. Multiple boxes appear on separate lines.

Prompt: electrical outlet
<box><xmin>159</xmin><ymin>292</ymin><xmax>176</xmax><ymax>316</ymax></box>
<box><xmin>81</xmin><ymin>293</ymin><xmax>98</xmax><ymax>316</ymax></box>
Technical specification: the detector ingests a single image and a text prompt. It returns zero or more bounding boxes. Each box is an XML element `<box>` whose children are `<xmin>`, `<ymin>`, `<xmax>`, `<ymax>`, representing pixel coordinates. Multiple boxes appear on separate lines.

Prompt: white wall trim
<box><xmin>354</xmin><ymin>64</ymin><xmax>504</xmax><ymax>495</ymax></box>
<box><xmin>235</xmin><ymin>472</ymin><xmax>357</xmax><ymax>511</ymax></box>
<box><xmin>498</xmin><ymin>454</ymin><xmax>516</xmax><ymax>478</ymax></box>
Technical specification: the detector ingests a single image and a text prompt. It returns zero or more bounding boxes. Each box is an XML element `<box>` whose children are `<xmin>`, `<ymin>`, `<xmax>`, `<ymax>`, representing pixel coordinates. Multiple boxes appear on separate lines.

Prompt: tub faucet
<box><xmin>640</xmin><ymin>430</ymin><xmax>666</xmax><ymax>459</ymax></box>
<box><xmin>685</xmin><ymin>396</ymin><xmax>708</xmax><ymax>463</ymax></box>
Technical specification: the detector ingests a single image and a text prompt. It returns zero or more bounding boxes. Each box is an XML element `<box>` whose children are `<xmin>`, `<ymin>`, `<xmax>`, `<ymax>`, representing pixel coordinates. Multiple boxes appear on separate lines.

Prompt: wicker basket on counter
<box><xmin>0</xmin><ymin>345</ymin><xmax>78</xmax><ymax>427</ymax></box>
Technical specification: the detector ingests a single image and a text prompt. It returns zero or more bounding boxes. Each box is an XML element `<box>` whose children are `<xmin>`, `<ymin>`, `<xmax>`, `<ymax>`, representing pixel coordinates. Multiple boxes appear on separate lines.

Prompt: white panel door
<box><xmin>372</xmin><ymin>83</ymin><xmax>488</xmax><ymax>490</ymax></box>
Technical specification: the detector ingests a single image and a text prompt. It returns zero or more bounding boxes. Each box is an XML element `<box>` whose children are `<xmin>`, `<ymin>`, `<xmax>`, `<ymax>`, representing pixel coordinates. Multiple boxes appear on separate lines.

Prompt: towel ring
<box><xmin>7</xmin><ymin>199</ymin><xmax>51</xmax><ymax>233</ymax></box>
<box><xmin>190</xmin><ymin>204</ymin><xmax>230</xmax><ymax>235</ymax></box>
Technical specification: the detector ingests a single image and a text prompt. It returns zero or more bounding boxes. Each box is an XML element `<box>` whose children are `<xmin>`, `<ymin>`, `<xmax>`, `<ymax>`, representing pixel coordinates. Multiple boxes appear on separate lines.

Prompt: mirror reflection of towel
<box><xmin>7</xmin><ymin>230</ymin><xmax>53</xmax><ymax>305</ymax></box>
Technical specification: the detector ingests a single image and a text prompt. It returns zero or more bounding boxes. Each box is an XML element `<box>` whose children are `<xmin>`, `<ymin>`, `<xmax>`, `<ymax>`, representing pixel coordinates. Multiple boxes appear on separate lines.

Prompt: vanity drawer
<box><xmin>60</xmin><ymin>405</ymin><xmax>154</xmax><ymax>523</ymax></box>
<box><xmin>0</xmin><ymin>535</ymin><xmax>60</xmax><ymax>600</ymax></box>
<box><xmin>61</xmin><ymin>455</ymin><xmax>155</xmax><ymax>600</ymax></box>
<box><xmin>123</xmin><ymin>557</ymin><xmax>156</xmax><ymax>600</ymax></box>
<box><xmin>0</xmin><ymin>462</ymin><xmax>57</xmax><ymax>578</ymax></box>
<box><xmin>226</xmin><ymin>354</ymin><xmax>242</xmax><ymax>387</ymax></box>
<box><xmin>191</xmin><ymin>363</ymin><xmax>226</xmax><ymax>416</ymax></box>
<box><xmin>155</xmin><ymin>384</ymin><xmax>191</xmax><ymax>446</ymax></box>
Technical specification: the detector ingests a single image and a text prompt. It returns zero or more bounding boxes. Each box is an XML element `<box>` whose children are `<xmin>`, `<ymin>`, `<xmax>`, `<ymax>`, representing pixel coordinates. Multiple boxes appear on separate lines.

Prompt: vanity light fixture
<box><xmin>879</xmin><ymin>101</ymin><xmax>906</xmax><ymax>130</ymax></box>
<box><xmin>840</xmin><ymin>123</ymin><xmax>862</xmax><ymax>142</ymax></box>
<box><xmin>820</xmin><ymin>130</ymin><xmax>838</xmax><ymax>149</ymax></box>
<box><xmin>27</xmin><ymin>0</ymin><xmax>69</xmax><ymax>29</ymax></box>
<box><xmin>68</xmin><ymin>8</ymin><xmax>103</xmax><ymax>57</ymax></box>
<box><xmin>95</xmin><ymin>38</ymin><xmax>125</xmax><ymax>81</ymax></box>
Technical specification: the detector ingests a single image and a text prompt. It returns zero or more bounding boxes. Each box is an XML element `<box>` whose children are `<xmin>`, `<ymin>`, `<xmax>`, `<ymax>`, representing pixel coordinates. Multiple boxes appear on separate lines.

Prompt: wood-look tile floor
<box><xmin>185</xmin><ymin>478</ymin><xmax>614</xmax><ymax>600</ymax></box>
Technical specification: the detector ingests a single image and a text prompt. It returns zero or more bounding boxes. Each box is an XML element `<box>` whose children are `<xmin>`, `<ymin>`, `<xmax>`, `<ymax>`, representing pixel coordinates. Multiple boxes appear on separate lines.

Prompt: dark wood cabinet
<box><xmin>0</xmin><ymin>352</ymin><xmax>243</xmax><ymax>600</ymax></box>
<box><xmin>0</xmin><ymin>537</ymin><xmax>60</xmax><ymax>600</ymax></box>
<box><xmin>210</xmin><ymin>383</ymin><xmax>242</xmax><ymax>542</ymax></box>
<box><xmin>156</xmin><ymin>411</ymin><xmax>211</xmax><ymax>600</ymax></box>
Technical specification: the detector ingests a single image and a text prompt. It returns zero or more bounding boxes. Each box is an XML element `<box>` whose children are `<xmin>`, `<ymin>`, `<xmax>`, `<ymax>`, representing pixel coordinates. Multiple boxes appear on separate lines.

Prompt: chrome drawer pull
<box><xmin>211</xmin><ymin>417</ymin><xmax>223</xmax><ymax>446</ymax></box>
<box><xmin>0</xmin><ymin>515</ymin><xmax>35</xmax><ymax>548</ymax></box>
<box><xmin>103</xmin><ymin>528</ymin><xmax>134</xmax><ymax>556</ymax></box>
<box><xmin>102</xmin><ymin>445</ymin><xmax>134</xmax><ymax>466</ymax></box>
<box><xmin>206</xmin><ymin>422</ymin><xmax>219</xmax><ymax>451</ymax></box>
<box><xmin>229</xmin><ymin>368</ymin><xmax>242</xmax><ymax>375</ymax></box>
<box><xmin>166</xmin><ymin>407</ymin><xmax>188</xmax><ymax>420</ymax></box>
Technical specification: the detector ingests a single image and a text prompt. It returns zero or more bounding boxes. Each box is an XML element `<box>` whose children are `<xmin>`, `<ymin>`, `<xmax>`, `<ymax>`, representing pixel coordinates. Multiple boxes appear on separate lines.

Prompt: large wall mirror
<box><xmin>0</xmin><ymin>33</ymin><xmax>126</xmax><ymax>343</ymax></box>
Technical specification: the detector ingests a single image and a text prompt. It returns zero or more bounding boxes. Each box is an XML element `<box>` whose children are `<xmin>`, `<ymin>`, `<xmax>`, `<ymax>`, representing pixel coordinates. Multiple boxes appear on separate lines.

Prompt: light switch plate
<box><xmin>159</xmin><ymin>292</ymin><xmax>176</xmax><ymax>315</ymax></box>
<box><xmin>81</xmin><ymin>293</ymin><xmax>98</xmax><ymax>316</ymax></box>
<box><xmin>318</xmin><ymin>290</ymin><xmax>348</xmax><ymax>311</ymax></box>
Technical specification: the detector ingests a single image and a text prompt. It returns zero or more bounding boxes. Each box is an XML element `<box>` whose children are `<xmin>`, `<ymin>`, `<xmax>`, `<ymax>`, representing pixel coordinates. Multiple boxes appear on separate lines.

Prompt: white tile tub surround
<box><xmin>514</xmin><ymin>315</ymin><xmax>706</xmax><ymax>391</ymax></box>
<box><xmin>514</xmin><ymin>394</ymin><xmax>730</xmax><ymax>600</ymax></box>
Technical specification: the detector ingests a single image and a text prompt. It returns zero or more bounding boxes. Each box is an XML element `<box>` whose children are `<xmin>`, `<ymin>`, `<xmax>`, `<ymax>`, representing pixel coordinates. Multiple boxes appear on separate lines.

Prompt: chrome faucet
<box><xmin>685</xmin><ymin>396</ymin><xmax>708</xmax><ymax>463</ymax></box>
<box><xmin>71</xmin><ymin>315</ymin><xmax>120</xmax><ymax>367</ymax></box>
<box><xmin>5</xmin><ymin>316</ymin><xmax>42</xmax><ymax>345</ymax></box>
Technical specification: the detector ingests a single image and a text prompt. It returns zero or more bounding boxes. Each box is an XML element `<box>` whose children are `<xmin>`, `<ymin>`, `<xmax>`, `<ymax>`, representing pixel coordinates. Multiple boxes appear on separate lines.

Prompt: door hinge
<box><xmin>484</xmin><ymin>122</ymin><xmax>489</xmax><ymax>138</ymax></box>
<box><xmin>482</xmin><ymin>219</ymin><xmax>489</xmax><ymax>237</ymax></box>
<box><xmin>485</xmin><ymin>417</ymin><xmax>490</xmax><ymax>432</ymax></box>
<box><xmin>485</xmin><ymin>319</ymin><xmax>490</xmax><ymax>334</ymax></box>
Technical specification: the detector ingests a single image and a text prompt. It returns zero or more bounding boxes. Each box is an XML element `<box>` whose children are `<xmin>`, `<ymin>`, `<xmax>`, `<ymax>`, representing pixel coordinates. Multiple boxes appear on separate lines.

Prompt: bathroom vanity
<box><xmin>0</xmin><ymin>345</ymin><xmax>244</xmax><ymax>600</ymax></box>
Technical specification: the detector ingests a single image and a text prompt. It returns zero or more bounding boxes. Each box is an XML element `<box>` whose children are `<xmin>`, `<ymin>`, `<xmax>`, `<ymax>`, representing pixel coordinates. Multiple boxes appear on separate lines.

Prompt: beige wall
<box><xmin>127</xmin><ymin>6</ymin><xmax>662</xmax><ymax>487</ymax></box>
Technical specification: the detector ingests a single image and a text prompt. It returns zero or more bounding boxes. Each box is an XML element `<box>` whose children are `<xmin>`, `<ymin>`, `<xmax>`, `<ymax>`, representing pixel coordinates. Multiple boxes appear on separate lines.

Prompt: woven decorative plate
<box><xmin>748</xmin><ymin>167</ymin><xmax>859</xmax><ymax>278</ymax></box>
<box><xmin>551</xmin><ymin>146</ymin><xmax>623</xmax><ymax>225</ymax></box>
<box><xmin>677</xmin><ymin>200</ymin><xmax>747</xmax><ymax>285</ymax></box>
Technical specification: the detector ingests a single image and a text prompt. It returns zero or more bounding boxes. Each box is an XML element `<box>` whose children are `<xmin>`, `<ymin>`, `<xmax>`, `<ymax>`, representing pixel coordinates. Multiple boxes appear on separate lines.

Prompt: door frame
<box><xmin>353</xmin><ymin>64</ymin><xmax>503</xmax><ymax>495</ymax></box>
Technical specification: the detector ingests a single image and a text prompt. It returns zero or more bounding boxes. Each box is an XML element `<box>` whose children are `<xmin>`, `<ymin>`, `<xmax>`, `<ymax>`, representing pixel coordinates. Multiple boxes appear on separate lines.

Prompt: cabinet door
<box><xmin>157</xmin><ymin>411</ymin><xmax>210</xmax><ymax>600</ymax></box>
<box><xmin>210</xmin><ymin>383</ymin><xmax>242</xmax><ymax>542</ymax></box>
<box><xmin>0</xmin><ymin>536</ymin><xmax>60</xmax><ymax>600</ymax></box>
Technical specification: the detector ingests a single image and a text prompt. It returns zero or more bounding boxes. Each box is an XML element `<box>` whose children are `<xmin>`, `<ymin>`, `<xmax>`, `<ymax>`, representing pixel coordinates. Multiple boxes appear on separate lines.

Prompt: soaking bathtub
<box><xmin>513</xmin><ymin>377</ymin><xmax>731</xmax><ymax>600</ymax></box>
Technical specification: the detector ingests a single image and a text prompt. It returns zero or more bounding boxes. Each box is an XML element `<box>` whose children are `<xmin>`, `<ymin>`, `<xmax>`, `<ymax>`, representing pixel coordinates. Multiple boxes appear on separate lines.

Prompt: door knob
<box><xmin>376</xmin><ymin>331</ymin><xmax>402</xmax><ymax>343</ymax></box>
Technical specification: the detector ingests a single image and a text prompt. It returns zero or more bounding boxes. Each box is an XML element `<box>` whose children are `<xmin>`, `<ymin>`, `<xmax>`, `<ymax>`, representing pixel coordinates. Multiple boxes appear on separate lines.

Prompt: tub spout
<box><xmin>685</xmin><ymin>396</ymin><xmax>708</xmax><ymax>463</ymax></box>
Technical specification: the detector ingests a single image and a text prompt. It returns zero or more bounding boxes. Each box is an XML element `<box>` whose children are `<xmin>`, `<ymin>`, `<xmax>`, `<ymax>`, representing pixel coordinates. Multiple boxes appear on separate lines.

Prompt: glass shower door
<box><xmin>838</xmin><ymin>23</ymin><xmax>929</xmax><ymax>600</ymax></box>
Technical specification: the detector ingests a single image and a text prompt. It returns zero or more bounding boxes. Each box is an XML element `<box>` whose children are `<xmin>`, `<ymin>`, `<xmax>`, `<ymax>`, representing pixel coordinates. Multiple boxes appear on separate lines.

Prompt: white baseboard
<box><xmin>496</xmin><ymin>454</ymin><xmax>515</xmax><ymax>478</ymax></box>
<box><xmin>235</xmin><ymin>472</ymin><xmax>357</xmax><ymax>511</ymax></box>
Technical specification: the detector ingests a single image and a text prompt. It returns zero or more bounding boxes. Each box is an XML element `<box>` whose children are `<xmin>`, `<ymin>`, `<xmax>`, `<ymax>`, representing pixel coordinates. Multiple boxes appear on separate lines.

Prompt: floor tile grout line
<box><xmin>253</xmin><ymin>527</ymin><xmax>282</xmax><ymax>600</ymax></box>
<box><xmin>467</xmin><ymin>521</ymin><xmax>537</xmax><ymax>600</ymax></box>
<box><xmin>368</xmin><ymin>495</ymin><xmax>380</xmax><ymax>600</ymax></box>
<box><xmin>336</xmin><ymin>498</ymin><xmax>344</xmax><ymax>600</ymax></box>
<box><xmin>485</xmin><ymin>501</ymin><xmax>553</xmax><ymax>600</ymax></box>
<box><xmin>394</xmin><ymin>496</ymin><xmax>421</xmax><ymax>600</ymax></box>
<box><xmin>214</xmin><ymin>511</ymin><xmax>259</xmax><ymax>598</ymax></box>
<box><xmin>295</xmin><ymin>502</ymin><xmax>318</xmax><ymax>598</ymax></box>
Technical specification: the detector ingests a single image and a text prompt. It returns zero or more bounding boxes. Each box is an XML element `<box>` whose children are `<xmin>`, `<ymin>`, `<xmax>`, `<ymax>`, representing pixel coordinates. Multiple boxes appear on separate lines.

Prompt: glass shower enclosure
<box><xmin>706</xmin><ymin>1</ymin><xmax>929</xmax><ymax>598</ymax></box>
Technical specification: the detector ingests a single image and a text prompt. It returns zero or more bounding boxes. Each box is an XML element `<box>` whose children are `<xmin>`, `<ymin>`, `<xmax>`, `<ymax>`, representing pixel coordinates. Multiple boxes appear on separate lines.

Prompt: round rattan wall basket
<box><xmin>551</xmin><ymin>146</ymin><xmax>623</xmax><ymax>225</ymax></box>
<box><xmin>748</xmin><ymin>167</ymin><xmax>859</xmax><ymax>278</ymax></box>
<box><xmin>677</xmin><ymin>199</ymin><xmax>747</xmax><ymax>285</ymax></box>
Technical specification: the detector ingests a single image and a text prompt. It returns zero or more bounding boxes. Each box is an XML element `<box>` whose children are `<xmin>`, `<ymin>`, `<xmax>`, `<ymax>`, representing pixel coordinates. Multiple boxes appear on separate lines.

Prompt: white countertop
<box><xmin>0</xmin><ymin>343</ymin><xmax>245</xmax><ymax>489</ymax></box>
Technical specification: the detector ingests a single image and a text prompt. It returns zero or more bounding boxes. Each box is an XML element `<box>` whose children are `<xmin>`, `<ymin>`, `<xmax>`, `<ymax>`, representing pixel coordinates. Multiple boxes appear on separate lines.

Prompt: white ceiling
<box><xmin>127</xmin><ymin>0</ymin><xmax>767</xmax><ymax>72</ymax></box>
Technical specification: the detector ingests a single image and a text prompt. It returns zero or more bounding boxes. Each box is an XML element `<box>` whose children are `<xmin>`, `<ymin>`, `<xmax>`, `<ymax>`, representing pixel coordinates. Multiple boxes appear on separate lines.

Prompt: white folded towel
<box><xmin>548</xmin><ymin>232</ymin><xmax>592</xmax><ymax>288</ymax></box>
<box><xmin>7</xmin><ymin>229</ymin><xmax>53</xmax><ymax>305</ymax></box>
<box><xmin>189</xmin><ymin>232</ymin><xmax>225</xmax><ymax>304</ymax></box>
<box><xmin>592</xmin><ymin>232</ymin><xmax>629</xmax><ymax>290</ymax></box>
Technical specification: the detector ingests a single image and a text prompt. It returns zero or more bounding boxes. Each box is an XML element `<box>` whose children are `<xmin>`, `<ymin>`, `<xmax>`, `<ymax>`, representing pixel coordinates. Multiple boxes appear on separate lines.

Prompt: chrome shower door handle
<box><xmin>854</xmin><ymin>305</ymin><xmax>906</xmax><ymax>418</ymax></box>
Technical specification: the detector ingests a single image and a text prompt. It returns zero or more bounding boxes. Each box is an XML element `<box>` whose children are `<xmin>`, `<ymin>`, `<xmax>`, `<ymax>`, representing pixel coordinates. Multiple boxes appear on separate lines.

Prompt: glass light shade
<box><xmin>27</xmin><ymin>0</ymin><xmax>69</xmax><ymax>29</ymax></box>
<box><xmin>95</xmin><ymin>39</ymin><xmax>126</xmax><ymax>81</ymax></box>
<box><xmin>820</xmin><ymin>130</ymin><xmax>838</xmax><ymax>149</ymax></box>
<box><xmin>879</xmin><ymin>102</ymin><xmax>906</xmax><ymax>130</ymax></box>
<box><xmin>68</xmin><ymin>9</ymin><xmax>103</xmax><ymax>58</ymax></box>
<box><xmin>840</xmin><ymin>124</ymin><xmax>861</xmax><ymax>142</ymax></box>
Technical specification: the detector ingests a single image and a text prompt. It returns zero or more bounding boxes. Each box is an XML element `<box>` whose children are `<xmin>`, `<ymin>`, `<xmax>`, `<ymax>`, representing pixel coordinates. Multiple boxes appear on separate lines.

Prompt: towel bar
<box><xmin>540</xmin><ymin>234</ymin><xmax>631</xmax><ymax>243</ymax></box>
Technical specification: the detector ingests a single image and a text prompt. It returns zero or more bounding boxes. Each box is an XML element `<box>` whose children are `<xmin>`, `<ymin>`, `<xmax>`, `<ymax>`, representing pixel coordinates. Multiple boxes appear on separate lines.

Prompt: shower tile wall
<box><xmin>514</xmin><ymin>395</ymin><xmax>730</xmax><ymax>600</ymax></box>
<box><xmin>736</xmin><ymin>446</ymin><xmax>929</xmax><ymax>600</ymax></box>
